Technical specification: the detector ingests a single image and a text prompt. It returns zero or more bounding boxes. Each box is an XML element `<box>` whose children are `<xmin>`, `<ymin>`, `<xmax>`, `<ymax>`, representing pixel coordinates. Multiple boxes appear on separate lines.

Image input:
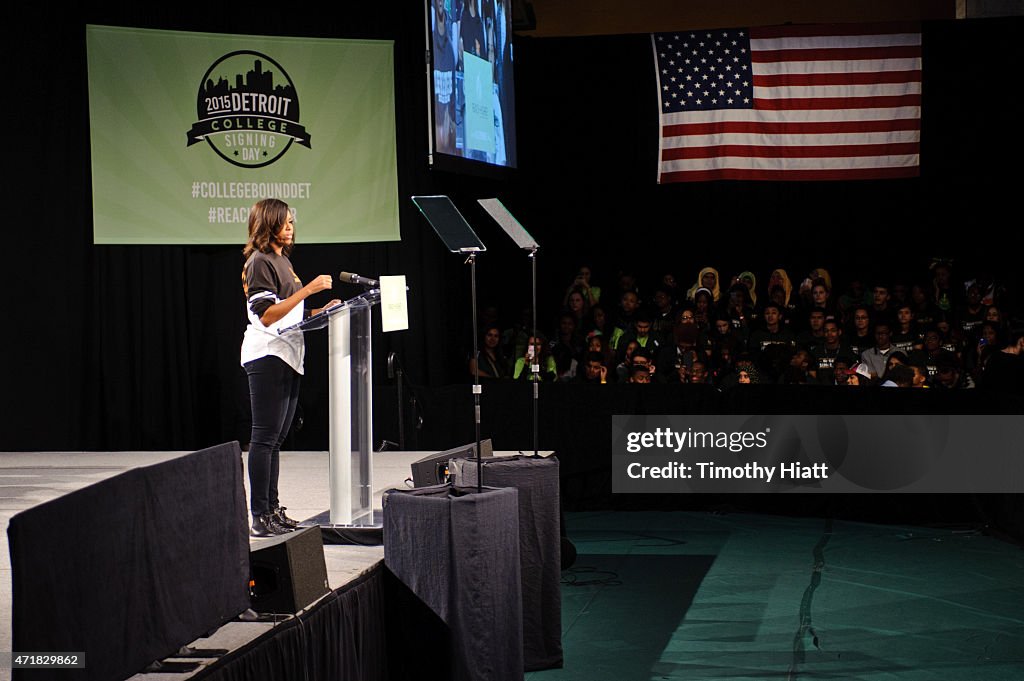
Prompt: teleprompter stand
<box><xmin>477</xmin><ymin>198</ymin><xmax>542</xmax><ymax>457</ymax></box>
<box><xmin>412</xmin><ymin>195</ymin><xmax>488</xmax><ymax>491</ymax></box>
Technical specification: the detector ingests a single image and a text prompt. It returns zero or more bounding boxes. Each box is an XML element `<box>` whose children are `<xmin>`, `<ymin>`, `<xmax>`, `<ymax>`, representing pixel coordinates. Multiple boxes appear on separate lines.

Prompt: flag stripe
<box><xmin>660</xmin><ymin>167</ymin><xmax>920</xmax><ymax>181</ymax></box>
<box><xmin>662</xmin><ymin>130</ymin><xmax>921</xmax><ymax>149</ymax></box>
<box><xmin>754</xmin><ymin>82</ymin><xmax>921</xmax><ymax>99</ymax></box>
<box><xmin>752</xmin><ymin>57</ymin><xmax>921</xmax><ymax>75</ymax></box>
<box><xmin>750</xmin><ymin>33</ymin><xmax>921</xmax><ymax>51</ymax></box>
<box><xmin>661</xmin><ymin>154</ymin><xmax>920</xmax><ymax>172</ymax></box>
<box><xmin>751</xmin><ymin>44</ymin><xmax>922</xmax><ymax>63</ymax></box>
<box><xmin>662</xmin><ymin>106</ymin><xmax>921</xmax><ymax>126</ymax></box>
<box><xmin>663</xmin><ymin>118</ymin><xmax>920</xmax><ymax>137</ymax></box>
<box><xmin>754</xmin><ymin>70</ymin><xmax>921</xmax><ymax>86</ymax></box>
<box><xmin>662</xmin><ymin>141</ymin><xmax>920</xmax><ymax>161</ymax></box>
<box><xmin>750</xmin><ymin>22</ymin><xmax>922</xmax><ymax>39</ymax></box>
<box><xmin>752</xmin><ymin>94</ymin><xmax>921</xmax><ymax>110</ymax></box>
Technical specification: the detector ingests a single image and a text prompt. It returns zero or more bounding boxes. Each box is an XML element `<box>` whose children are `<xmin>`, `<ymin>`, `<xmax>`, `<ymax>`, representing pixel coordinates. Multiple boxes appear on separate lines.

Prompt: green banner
<box><xmin>87</xmin><ymin>25</ymin><xmax>400</xmax><ymax>244</ymax></box>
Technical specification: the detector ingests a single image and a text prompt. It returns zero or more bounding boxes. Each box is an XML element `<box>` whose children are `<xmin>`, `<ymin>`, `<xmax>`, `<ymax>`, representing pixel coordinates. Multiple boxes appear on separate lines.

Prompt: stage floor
<box><xmin>0</xmin><ymin>448</ymin><xmax>435</xmax><ymax>681</ymax></box>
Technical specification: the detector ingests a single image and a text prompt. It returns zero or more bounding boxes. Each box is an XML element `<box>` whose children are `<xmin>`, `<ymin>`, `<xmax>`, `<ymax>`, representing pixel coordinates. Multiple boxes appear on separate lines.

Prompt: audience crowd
<box><xmin>467</xmin><ymin>261</ymin><xmax>1024</xmax><ymax>392</ymax></box>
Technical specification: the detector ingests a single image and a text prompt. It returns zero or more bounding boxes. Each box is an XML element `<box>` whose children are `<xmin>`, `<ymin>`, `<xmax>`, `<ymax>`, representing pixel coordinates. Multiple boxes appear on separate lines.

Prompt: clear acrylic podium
<box><xmin>283</xmin><ymin>290</ymin><xmax>379</xmax><ymax>527</ymax></box>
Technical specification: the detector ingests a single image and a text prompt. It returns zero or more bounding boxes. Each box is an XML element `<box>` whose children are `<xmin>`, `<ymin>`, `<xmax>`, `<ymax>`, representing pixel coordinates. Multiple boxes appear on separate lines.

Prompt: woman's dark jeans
<box><xmin>244</xmin><ymin>355</ymin><xmax>301</xmax><ymax>517</ymax></box>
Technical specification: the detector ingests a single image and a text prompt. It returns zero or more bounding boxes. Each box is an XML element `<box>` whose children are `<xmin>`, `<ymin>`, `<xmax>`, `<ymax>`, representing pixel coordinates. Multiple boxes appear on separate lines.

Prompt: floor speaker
<box><xmin>249</xmin><ymin>527</ymin><xmax>330</xmax><ymax>614</ymax></box>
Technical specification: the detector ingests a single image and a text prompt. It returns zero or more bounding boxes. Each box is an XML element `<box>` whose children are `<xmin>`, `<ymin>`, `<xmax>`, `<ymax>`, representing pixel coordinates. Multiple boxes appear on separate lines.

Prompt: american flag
<box><xmin>653</xmin><ymin>23</ymin><xmax>921</xmax><ymax>182</ymax></box>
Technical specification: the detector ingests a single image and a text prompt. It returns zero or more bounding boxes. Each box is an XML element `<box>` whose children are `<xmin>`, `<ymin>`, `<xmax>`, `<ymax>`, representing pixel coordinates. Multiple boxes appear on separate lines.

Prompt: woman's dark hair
<box><xmin>243</xmin><ymin>198</ymin><xmax>293</xmax><ymax>258</ymax></box>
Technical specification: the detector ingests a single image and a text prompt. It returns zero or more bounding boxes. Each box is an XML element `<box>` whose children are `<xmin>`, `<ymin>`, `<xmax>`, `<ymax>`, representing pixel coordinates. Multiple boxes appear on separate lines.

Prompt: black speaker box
<box><xmin>410</xmin><ymin>439</ymin><xmax>494</xmax><ymax>487</ymax></box>
<box><xmin>249</xmin><ymin>527</ymin><xmax>330</xmax><ymax>614</ymax></box>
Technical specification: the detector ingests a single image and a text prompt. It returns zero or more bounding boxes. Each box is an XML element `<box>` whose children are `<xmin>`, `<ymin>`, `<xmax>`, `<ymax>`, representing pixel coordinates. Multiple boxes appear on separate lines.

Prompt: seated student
<box><xmin>933</xmin><ymin>354</ymin><xmax>975</xmax><ymax>389</ymax></box>
<box><xmin>731</xmin><ymin>270</ymin><xmax>758</xmax><ymax>308</ymax></box>
<box><xmin>931</xmin><ymin>260</ymin><xmax>958</xmax><ymax>313</ymax></box>
<box><xmin>811</xmin><ymin>319</ymin><xmax>856</xmax><ymax>385</ymax></box>
<box><xmin>613</xmin><ymin>289</ymin><xmax>641</xmax><ymax>333</ymax></box>
<box><xmin>957</xmin><ymin>282</ymin><xmax>987</xmax><ymax>340</ymax></box>
<box><xmin>859</xmin><ymin>322</ymin><xmax>897</xmax><ymax>379</ymax></box>
<box><xmin>934</xmin><ymin>313</ymin><xmax>966</xmax><ymax>357</ymax></box>
<box><xmin>660</xmin><ymin>271</ymin><xmax>681</xmax><ymax>302</ymax></box>
<box><xmin>722</xmin><ymin>359</ymin><xmax>761</xmax><ymax>387</ymax></box>
<box><xmin>512</xmin><ymin>335</ymin><xmax>558</xmax><ymax>382</ymax></box>
<box><xmin>687</xmin><ymin>266</ymin><xmax>721</xmax><ymax>303</ymax></box>
<box><xmin>668</xmin><ymin>361</ymin><xmax>691</xmax><ymax>385</ymax></box>
<box><xmin>722</xmin><ymin>283</ymin><xmax>755</xmax><ymax>332</ymax></box>
<box><xmin>965</xmin><ymin>268</ymin><xmax>1007</xmax><ymax>308</ymax></box>
<box><xmin>615</xmin><ymin>341</ymin><xmax>641</xmax><ymax>383</ymax></box>
<box><xmin>885</xmin><ymin>364</ymin><xmax>916</xmax><ymax>388</ymax></box>
<box><xmin>616</xmin><ymin>270</ymin><xmax>640</xmax><ymax>299</ymax></box>
<box><xmin>810</xmin><ymin>279</ymin><xmax>838</xmax><ymax>318</ymax></box>
<box><xmin>689</xmin><ymin>359</ymin><xmax>711</xmax><ymax>385</ymax></box>
<box><xmin>582</xmin><ymin>303</ymin><xmax>612</xmax><ymax>339</ymax></box>
<box><xmin>966</xmin><ymin>321</ymin><xmax>1002</xmax><ymax>381</ymax></box>
<box><xmin>767</xmin><ymin>284</ymin><xmax>798</xmax><ymax>327</ymax></box>
<box><xmin>977</xmin><ymin>329</ymin><xmax>1024</xmax><ymax>393</ymax></box>
<box><xmin>563</xmin><ymin>286</ymin><xmax>590</xmax><ymax>327</ymax></box>
<box><xmin>847</xmin><ymin>305</ymin><xmax>874</xmax><ymax>357</ymax></box>
<box><xmin>564</xmin><ymin>264</ymin><xmax>601</xmax><ymax>307</ymax></box>
<box><xmin>678</xmin><ymin>305</ymin><xmax>715</xmax><ymax>359</ymax></box>
<box><xmin>468</xmin><ymin>325</ymin><xmax>510</xmax><ymax>380</ymax></box>
<box><xmin>846</xmin><ymin>361</ymin><xmax>874</xmax><ymax>387</ymax></box>
<box><xmin>657</xmin><ymin>322</ymin><xmax>700</xmax><ymax>383</ymax></box>
<box><xmin>709</xmin><ymin>337</ymin><xmax>743</xmax><ymax>386</ymax></box>
<box><xmin>870</xmin><ymin>281</ymin><xmax>894</xmax><ymax>327</ymax></box>
<box><xmin>629</xmin><ymin>363</ymin><xmax>652</xmax><ymax>384</ymax></box>
<box><xmin>649</xmin><ymin>287</ymin><xmax>677</xmax><ymax>342</ymax></box>
<box><xmin>883</xmin><ymin>350</ymin><xmax>910</xmax><ymax>377</ymax></box>
<box><xmin>585</xmin><ymin>330</ymin><xmax>615</xmax><ymax>369</ymax></box>
<box><xmin>782</xmin><ymin>349</ymin><xmax>814</xmax><ymax>385</ymax></box>
<box><xmin>797</xmin><ymin>308</ymin><xmax>828</xmax><ymax>353</ymax></box>
<box><xmin>909</xmin><ymin>283</ymin><xmax>940</xmax><ymax>332</ymax></box>
<box><xmin>891</xmin><ymin>304</ymin><xmax>921</xmax><ymax>355</ymax></box>
<box><xmin>910</xmin><ymin>327</ymin><xmax>958</xmax><ymax>381</ymax></box>
<box><xmin>550</xmin><ymin>313</ymin><xmax>583</xmax><ymax>381</ymax></box>
<box><xmin>808</xmin><ymin>267</ymin><xmax>832</xmax><ymax>292</ymax></box>
<box><xmin>708</xmin><ymin>315</ymin><xmax>739</xmax><ymax>350</ymax></box>
<box><xmin>576</xmin><ymin>351</ymin><xmax>609</xmax><ymax>384</ymax></box>
<box><xmin>626</xmin><ymin>349</ymin><xmax>656</xmax><ymax>384</ymax></box>
<box><xmin>909</xmin><ymin>364</ymin><xmax>930</xmax><ymax>388</ymax></box>
<box><xmin>830</xmin><ymin>358</ymin><xmax>854</xmax><ymax>386</ymax></box>
<box><xmin>767</xmin><ymin>269</ymin><xmax>794</xmax><ymax>308</ymax></box>
<box><xmin>692</xmin><ymin>287</ymin><xmax>716</xmax><ymax>329</ymax></box>
<box><xmin>984</xmin><ymin>305</ymin><xmax>1009</xmax><ymax>340</ymax></box>
<box><xmin>610</xmin><ymin>311</ymin><xmax>660</xmax><ymax>359</ymax></box>
<box><xmin>748</xmin><ymin>303</ymin><xmax>796</xmax><ymax>356</ymax></box>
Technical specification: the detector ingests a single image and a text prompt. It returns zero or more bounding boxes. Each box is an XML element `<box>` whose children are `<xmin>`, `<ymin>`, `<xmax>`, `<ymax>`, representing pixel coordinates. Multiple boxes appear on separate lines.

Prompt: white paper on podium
<box><xmin>380</xmin><ymin>275</ymin><xmax>409</xmax><ymax>332</ymax></box>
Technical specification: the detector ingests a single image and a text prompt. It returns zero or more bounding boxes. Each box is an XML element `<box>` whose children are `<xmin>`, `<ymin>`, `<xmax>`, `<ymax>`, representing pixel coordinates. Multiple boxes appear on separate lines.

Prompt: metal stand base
<box><xmin>302</xmin><ymin>510</ymin><xmax>384</xmax><ymax>546</ymax></box>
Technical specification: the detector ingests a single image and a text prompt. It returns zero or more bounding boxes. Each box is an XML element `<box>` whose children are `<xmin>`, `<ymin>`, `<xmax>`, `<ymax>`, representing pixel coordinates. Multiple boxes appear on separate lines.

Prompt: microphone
<box><xmin>339</xmin><ymin>271</ymin><xmax>379</xmax><ymax>288</ymax></box>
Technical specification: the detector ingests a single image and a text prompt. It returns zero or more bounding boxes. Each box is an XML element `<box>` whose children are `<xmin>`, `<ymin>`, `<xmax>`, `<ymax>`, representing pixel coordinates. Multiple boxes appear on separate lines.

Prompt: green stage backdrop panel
<box><xmin>87</xmin><ymin>25</ymin><xmax>400</xmax><ymax>244</ymax></box>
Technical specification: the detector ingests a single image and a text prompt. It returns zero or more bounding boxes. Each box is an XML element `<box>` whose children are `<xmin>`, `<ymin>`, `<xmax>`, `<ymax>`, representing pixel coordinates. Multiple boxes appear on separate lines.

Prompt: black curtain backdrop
<box><xmin>7</xmin><ymin>7</ymin><xmax>1023</xmax><ymax>451</ymax></box>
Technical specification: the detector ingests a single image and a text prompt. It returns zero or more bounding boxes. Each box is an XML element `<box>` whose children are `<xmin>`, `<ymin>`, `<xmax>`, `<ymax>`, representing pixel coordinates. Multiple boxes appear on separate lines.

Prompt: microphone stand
<box><xmin>465</xmin><ymin>250</ymin><xmax>483</xmax><ymax>493</ymax></box>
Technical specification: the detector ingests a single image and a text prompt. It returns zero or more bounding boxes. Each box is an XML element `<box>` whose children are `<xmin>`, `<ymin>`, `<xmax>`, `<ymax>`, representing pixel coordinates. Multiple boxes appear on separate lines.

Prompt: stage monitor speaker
<box><xmin>411</xmin><ymin>439</ymin><xmax>494</xmax><ymax>487</ymax></box>
<box><xmin>249</xmin><ymin>527</ymin><xmax>330</xmax><ymax>614</ymax></box>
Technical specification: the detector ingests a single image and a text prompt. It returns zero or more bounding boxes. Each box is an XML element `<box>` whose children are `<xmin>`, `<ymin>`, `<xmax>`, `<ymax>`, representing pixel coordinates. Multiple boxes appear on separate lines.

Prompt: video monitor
<box><xmin>426</xmin><ymin>0</ymin><xmax>517</xmax><ymax>172</ymax></box>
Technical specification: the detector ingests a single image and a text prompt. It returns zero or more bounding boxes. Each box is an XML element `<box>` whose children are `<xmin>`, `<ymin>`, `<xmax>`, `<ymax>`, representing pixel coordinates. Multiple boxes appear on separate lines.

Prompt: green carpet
<box><xmin>529</xmin><ymin>511</ymin><xmax>1024</xmax><ymax>681</ymax></box>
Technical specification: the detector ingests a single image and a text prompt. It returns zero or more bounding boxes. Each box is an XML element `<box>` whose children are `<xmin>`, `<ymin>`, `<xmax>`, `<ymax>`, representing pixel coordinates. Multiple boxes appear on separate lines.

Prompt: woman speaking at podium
<box><xmin>240</xmin><ymin>198</ymin><xmax>339</xmax><ymax>537</ymax></box>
